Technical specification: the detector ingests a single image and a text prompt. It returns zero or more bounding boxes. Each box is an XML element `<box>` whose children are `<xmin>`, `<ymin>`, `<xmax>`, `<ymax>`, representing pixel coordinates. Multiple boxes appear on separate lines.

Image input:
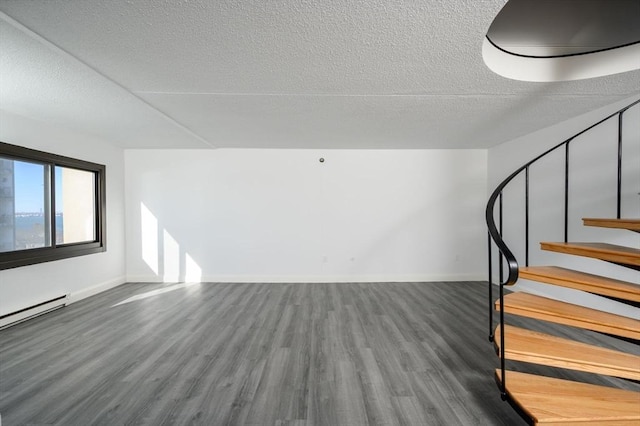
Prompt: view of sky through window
<box><xmin>13</xmin><ymin>160</ymin><xmax>46</xmax><ymax>213</ymax></box>
<box><xmin>11</xmin><ymin>161</ymin><xmax>66</xmax><ymax>213</ymax></box>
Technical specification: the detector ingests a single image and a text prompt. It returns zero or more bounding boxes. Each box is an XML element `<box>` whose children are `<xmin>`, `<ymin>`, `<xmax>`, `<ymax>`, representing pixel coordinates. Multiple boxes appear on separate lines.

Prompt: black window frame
<box><xmin>0</xmin><ymin>141</ymin><xmax>106</xmax><ymax>270</ymax></box>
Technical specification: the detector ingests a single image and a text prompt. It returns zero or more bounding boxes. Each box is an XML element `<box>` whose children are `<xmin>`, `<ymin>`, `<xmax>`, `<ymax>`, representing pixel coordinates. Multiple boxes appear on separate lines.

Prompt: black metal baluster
<box><xmin>488</xmin><ymin>232</ymin><xmax>494</xmax><ymax>342</ymax></box>
<box><xmin>499</xmin><ymin>192</ymin><xmax>503</xmax><ymax>282</ymax></box>
<box><xmin>617</xmin><ymin>112</ymin><xmax>623</xmax><ymax>219</ymax></box>
<box><xmin>500</xmin><ymin>282</ymin><xmax>506</xmax><ymax>400</ymax></box>
<box><xmin>525</xmin><ymin>166</ymin><xmax>529</xmax><ymax>267</ymax></box>
<box><xmin>564</xmin><ymin>142</ymin><xmax>570</xmax><ymax>243</ymax></box>
<box><xmin>498</xmin><ymin>192</ymin><xmax>506</xmax><ymax>398</ymax></box>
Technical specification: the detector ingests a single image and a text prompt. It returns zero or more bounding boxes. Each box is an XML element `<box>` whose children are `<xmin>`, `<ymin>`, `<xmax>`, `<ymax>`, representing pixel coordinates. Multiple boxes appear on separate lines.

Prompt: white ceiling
<box><xmin>0</xmin><ymin>0</ymin><xmax>638</xmax><ymax>149</ymax></box>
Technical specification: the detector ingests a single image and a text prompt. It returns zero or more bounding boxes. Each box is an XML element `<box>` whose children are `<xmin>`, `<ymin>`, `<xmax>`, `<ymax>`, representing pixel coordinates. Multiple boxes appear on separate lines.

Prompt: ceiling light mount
<box><xmin>483</xmin><ymin>0</ymin><xmax>640</xmax><ymax>81</ymax></box>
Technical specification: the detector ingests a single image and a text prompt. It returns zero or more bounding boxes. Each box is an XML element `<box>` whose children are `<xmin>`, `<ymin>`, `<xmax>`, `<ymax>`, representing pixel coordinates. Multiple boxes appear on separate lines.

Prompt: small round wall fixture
<box><xmin>483</xmin><ymin>0</ymin><xmax>640</xmax><ymax>81</ymax></box>
<box><xmin>319</xmin><ymin>158</ymin><xmax>325</xmax><ymax>163</ymax></box>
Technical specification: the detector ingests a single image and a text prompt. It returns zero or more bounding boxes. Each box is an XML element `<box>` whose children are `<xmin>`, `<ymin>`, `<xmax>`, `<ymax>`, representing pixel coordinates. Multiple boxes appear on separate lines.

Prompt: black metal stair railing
<box><xmin>485</xmin><ymin>98</ymin><xmax>640</xmax><ymax>400</ymax></box>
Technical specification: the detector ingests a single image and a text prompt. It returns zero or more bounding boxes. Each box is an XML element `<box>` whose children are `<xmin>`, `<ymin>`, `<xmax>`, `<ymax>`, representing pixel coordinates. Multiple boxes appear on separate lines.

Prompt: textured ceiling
<box><xmin>0</xmin><ymin>0</ymin><xmax>638</xmax><ymax>149</ymax></box>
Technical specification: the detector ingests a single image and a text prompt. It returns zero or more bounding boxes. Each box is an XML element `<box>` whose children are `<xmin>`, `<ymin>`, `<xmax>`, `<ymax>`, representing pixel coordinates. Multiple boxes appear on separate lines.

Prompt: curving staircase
<box><xmin>486</xmin><ymin>100</ymin><xmax>640</xmax><ymax>425</ymax></box>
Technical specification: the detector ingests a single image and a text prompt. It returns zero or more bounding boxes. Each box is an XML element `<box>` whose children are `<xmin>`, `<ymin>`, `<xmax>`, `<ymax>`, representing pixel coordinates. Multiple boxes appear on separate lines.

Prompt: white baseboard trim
<box><xmin>0</xmin><ymin>295</ymin><xmax>67</xmax><ymax>330</ymax></box>
<box><xmin>126</xmin><ymin>275</ymin><xmax>164</xmax><ymax>283</ymax></box>
<box><xmin>68</xmin><ymin>276</ymin><xmax>126</xmax><ymax>304</ymax></box>
<box><xmin>125</xmin><ymin>273</ymin><xmax>484</xmax><ymax>283</ymax></box>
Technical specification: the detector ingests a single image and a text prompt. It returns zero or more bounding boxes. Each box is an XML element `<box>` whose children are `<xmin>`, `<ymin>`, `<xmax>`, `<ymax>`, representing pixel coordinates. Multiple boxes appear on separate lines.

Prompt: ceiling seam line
<box><xmin>133</xmin><ymin>92</ymin><xmax>629</xmax><ymax>98</ymax></box>
<box><xmin>0</xmin><ymin>11</ymin><xmax>216</xmax><ymax>149</ymax></box>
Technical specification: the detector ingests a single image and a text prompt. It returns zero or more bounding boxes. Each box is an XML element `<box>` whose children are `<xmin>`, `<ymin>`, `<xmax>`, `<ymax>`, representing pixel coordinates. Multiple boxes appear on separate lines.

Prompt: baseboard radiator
<box><xmin>0</xmin><ymin>295</ymin><xmax>67</xmax><ymax>330</ymax></box>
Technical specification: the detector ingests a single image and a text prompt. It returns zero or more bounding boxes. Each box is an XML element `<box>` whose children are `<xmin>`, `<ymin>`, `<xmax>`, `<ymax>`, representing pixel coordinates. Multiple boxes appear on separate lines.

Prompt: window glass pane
<box><xmin>0</xmin><ymin>157</ymin><xmax>50</xmax><ymax>252</ymax></box>
<box><xmin>55</xmin><ymin>166</ymin><xmax>96</xmax><ymax>244</ymax></box>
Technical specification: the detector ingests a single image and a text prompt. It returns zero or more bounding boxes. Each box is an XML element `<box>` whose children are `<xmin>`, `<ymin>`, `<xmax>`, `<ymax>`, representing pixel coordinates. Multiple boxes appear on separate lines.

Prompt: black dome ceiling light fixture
<box><xmin>483</xmin><ymin>0</ymin><xmax>640</xmax><ymax>81</ymax></box>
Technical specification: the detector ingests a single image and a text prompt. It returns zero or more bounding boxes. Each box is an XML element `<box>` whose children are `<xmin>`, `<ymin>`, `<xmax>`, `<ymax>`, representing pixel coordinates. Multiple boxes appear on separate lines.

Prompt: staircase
<box><xmin>486</xmin><ymin>100</ymin><xmax>640</xmax><ymax>425</ymax></box>
<box><xmin>496</xmin><ymin>218</ymin><xmax>640</xmax><ymax>424</ymax></box>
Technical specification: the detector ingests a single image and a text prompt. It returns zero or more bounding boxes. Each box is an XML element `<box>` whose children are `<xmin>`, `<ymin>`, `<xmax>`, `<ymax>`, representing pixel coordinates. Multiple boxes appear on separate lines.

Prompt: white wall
<box><xmin>487</xmin><ymin>97</ymin><xmax>639</xmax><ymax>318</ymax></box>
<box><xmin>125</xmin><ymin>149</ymin><xmax>487</xmax><ymax>283</ymax></box>
<box><xmin>0</xmin><ymin>111</ymin><xmax>126</xmax><ymax>316</ymax></box>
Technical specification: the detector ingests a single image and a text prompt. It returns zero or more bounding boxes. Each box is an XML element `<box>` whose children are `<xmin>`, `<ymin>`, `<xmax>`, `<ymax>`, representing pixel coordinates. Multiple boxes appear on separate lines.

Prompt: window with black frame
<box><xmin>0</xmin><ymin>142</ymin><xmax>106</xmax><ymax>269</ymax></box>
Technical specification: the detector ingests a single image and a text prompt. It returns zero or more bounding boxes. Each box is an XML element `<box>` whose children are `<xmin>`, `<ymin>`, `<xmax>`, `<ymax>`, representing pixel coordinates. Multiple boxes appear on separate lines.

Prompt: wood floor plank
<box><xmin>390</xmin><ymin>396</ymin><xmax>431</xmax><ymax>426</ymax></box>
<box><xmin>0</xmin><ymin>282</ymin><xmax>638</xmax><ymax>425</ymax></box>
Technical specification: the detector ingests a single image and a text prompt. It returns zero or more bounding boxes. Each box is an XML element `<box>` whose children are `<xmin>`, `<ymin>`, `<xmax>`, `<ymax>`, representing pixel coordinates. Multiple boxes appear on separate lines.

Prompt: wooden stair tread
<box><xmin>497</xmin><ymin>292</ymin><xmax>640</xmax><ymax>340</ymax></box>
<box><xmin>495</xmin><ymin>325</ymin><xmax>640</xmax><ymax>380</ymax></box>
<box><xmin>495</xmin><ymin>369</ymin><xmax>640</xmax><ymax>425</ymax></box>
<box><xmin>540</xmin><ymin>242</ymin><xmax>640</xmax><ymax>266</ymax></box>
<box><xmin>583</xmin><ymin>218</ymin><xmax>640</xmax><ymax>231</ymax></box>
<box><xmin>519</xmin><ymin>266</ymin><xmax>640</xmax><ymax>303</ymax></box>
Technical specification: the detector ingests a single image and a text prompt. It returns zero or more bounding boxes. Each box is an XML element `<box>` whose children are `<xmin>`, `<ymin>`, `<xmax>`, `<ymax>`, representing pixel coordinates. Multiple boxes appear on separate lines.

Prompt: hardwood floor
<box><xmin>0</xmin><ymin>282</ymin><xmax>637</xmax><ymax>425</ymax></box>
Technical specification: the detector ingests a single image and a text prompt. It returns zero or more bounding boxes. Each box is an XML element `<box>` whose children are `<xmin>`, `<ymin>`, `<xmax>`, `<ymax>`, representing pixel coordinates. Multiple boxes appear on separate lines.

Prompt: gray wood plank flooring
<box><xmin>0</xmin><ymin>282</ymin><xmax>638</xmax><ymax>425</ymax></box>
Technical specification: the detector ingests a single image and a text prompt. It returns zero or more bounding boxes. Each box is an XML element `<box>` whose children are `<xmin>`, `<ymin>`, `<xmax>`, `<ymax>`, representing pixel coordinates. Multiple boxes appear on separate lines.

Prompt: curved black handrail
<box><xmin>486</xmin><ymin>97</ymin><xmax>640</xmax><ymax>287</ymax></box>
<box><xmin>485</xmin><ymin>97</ymin><xmax>640</xmax><ymax>400</ymax></box>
